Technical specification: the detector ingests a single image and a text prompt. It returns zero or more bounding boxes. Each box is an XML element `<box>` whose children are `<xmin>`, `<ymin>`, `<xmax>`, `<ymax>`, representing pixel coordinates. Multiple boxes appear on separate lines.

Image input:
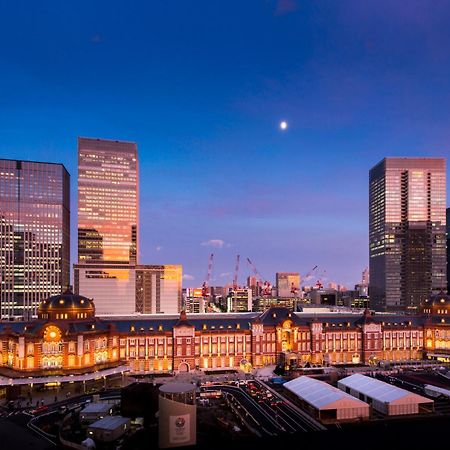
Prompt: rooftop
<box><xmin>88</xmin><ymin>415</ymin><xmax>130</xmax><ymax>431</ymax></box>
<box><xmin>284</xmin><ymin>376</ymin><xmax>368</xmax><ymax>410</ymax></box>
<box><xmin>338</xmin><ymin>374</ymin><xmax>433</xmax><ymax>403</ymax></box>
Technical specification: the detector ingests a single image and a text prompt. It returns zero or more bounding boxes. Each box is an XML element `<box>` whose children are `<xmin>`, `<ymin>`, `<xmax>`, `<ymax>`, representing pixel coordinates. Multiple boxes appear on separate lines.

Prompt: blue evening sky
<box><xmin>1</xmin><ymin>0</ymin><xmax>449</xmax><ymax>288</ymax></box>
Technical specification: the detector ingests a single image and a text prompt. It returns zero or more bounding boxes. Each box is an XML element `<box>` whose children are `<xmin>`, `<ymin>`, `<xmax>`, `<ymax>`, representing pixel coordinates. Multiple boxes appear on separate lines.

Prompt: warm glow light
<box><xmin>49</xmin><ymin>331</ymin><xmax>56</xmax><ymax>339</ymax></box>
<box><xmin>280</xmin><ymin>121</ymin><xmax>288</xmax><ymax>130</ymax></box>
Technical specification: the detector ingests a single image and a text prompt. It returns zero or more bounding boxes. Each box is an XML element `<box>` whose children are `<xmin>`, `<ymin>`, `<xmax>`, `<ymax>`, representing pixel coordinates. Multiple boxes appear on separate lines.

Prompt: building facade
<box><xmin>74</xmin><ymin>264</ymin><xmax>136</xmax><ymax>316</ymax></box>
<box><xmin>276</xmin><ymin>272</ymin><xmax>300</xmax><ymax>297</ymax></box>
<box><xmin>447</xmin><ymin>207</ymin><xmax>450</xmax><ymax>293</ymax></box>
<box><xmin>1</xmin><ymin>293</ymin><xmax>448</xmax><ymax>378</ymax></box>
<box><xmin>0</xmin><ymin>159</ymin><xmax>70</xmax><ymax>319</ymax></box>
<box><xmin>135</xmin><ymin>265</ymin><xmax>182</xmax><ymax>314</ymax></box>
<box><xmin>78</xmin><ymin>137</ymin><xmax>138</xmax><ymax>265</ymax></box>
<box><xmin>226</xmin><ymin>288</ymin><xmax>252</xmax><ymax>312</ymax></box>
<box><xmin>74</xmin><ymin>264</ymin><xmax>182</xmax><ymax>316</ymax></box>
<box><xmin>369</xmin><ymin>158</ymin><xmax>447</xmax><ymax>312</ymax></box>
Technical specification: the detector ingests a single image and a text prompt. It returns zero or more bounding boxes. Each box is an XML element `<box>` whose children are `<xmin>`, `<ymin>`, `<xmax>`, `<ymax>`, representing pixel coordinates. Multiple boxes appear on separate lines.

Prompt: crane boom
<box><xmin>202</xmin><ymin>253</ymin><xmax>214</xmax><ymax>311</ymax></box>
<box><xmin>246</xmin><ymin>257</ymin><xmax>263</xmax><ymax>283</ymax></box>
<box><xmin>233</xmin><ymin>254</ymin><xmax>240</xmax><ymax>290</ymax></box>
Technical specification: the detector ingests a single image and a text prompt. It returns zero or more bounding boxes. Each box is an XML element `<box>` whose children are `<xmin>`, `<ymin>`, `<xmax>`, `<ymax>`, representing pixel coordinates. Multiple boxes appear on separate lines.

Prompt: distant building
<box><xmin>226</xmin><ymin>288</ymin><xmax>252</xmax><ymax>312</ymax></box>
<box><xmin>252</xmin><ymin>296</ymin><xmax>299</xmax><ymax>312</ymax></box>
<box><xmin>184</xmin><ymin>288</ymin><xmax>205</xmax><ymax>313</ymax></box>
<box><xmin>308</xmin><ymin>289</ymin><xmax>338</xmax><ymax>306</ymax></box>
<box><xmin>78</xmin><ymin>137</ymin><xmax>138</xmax><ymax>265</ymax></box>
<box><xmin>74</xmin><ymin>264</ymin><xmax>136</xmax><ymax>315</ymax></box>
<box><xmin>276</xmin><ymin>272</ymin><xmax>300</xmax><ymax>297</ymax></box>
<box><xmin>0</xmin><ymin>159</ymin><xmax>70</xmax><ymax>319</ymax></box>
<box><xmin>361</xmin><ymin>267</ymin><xmax>369</xmax><ymax>286</ymax></box>
<box><xmin>74</xmin><ymin>264</ymin><xmax>182</xmax><ymax>315</ymax></box>
<box><xmin>341</xmin><ymin>289</ymin><xmax>370</xmax><ymax>309</ymax></box>
<box><xmin>135</xmin><ymin>265</ymin><xmax>182</xmax><ymax>314</ymax></box>
<box><xmin>369</xmin><ymin>157</ymin><xmax>447</xmax><ymax>311</ymax></box>
<box><xmin>247</xmin><ymin>276</ymin><xmax>261</xmax><ymax>297</ymax></box>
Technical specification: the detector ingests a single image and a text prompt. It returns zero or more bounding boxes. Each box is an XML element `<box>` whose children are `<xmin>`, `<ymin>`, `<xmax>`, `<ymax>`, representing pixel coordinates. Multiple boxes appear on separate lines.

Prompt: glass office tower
<box><xmin>78</xmin><ymin>137</ymin><xmax>138</xmax><ymax>264</ymax></box>
<box><xmin>0</xmin><ymin>159</ymin><xmax>70</xmax><ymax>319</ymax></box>
<box><xmin>369</xmin><ymin>158</ymin><xmax>446</xmax><ymax>312</ymax></box>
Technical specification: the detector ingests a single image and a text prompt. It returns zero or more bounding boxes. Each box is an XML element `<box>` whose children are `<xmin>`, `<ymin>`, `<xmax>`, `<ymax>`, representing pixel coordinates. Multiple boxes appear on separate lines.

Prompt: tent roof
<box><xmin>338</xmin><ymin>374</ymin><xmax>433</xmax><ymax>404</ymax></box>
<box><xmin>284</xmin><ymin>376</ymin><xmax>368</xmax><ymax>410</ymax></box>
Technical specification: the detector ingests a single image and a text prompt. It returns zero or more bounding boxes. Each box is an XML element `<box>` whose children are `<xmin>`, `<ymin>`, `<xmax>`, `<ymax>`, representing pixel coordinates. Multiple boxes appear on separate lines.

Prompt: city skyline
<box><xmin>2</xmin><ymin>1</ymin><xmax>450</xmax><ymax>288</ymax></box>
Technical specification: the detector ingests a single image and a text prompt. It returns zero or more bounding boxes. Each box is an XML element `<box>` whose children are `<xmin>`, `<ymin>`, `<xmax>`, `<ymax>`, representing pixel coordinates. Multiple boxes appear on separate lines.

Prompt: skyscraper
<box><xmin>447</xmin><ymin>207</ymin><xmax>450</xmax><ymax>293</ymax></box>
<box><xmin>0</xmin><ymin>159</ymin><xmax>70</xmax><ymax>319</ymax></box>
<box><xmin>369</xmin><ymin>158</ymin><xmax>446</xmax><ymax>311</ymax></box>
<box><xmin>78</xmin><ymin>137</ymin><xmax>138</xmax><ymax>264</ymax></box>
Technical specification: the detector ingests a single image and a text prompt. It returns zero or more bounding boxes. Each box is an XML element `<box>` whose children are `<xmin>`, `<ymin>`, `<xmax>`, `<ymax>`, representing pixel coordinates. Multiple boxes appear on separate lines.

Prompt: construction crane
<box><xmin>233</xmin><ymin>254</ymin><xmax>240</xmax><ymax>312</ymax></box>
<box><xmin>299</xmin><ymin>265</ymin><xmax>318</xmax><ymax>287</ymax></box>
<box><xmin>315</xmin><ymin>269</ymin><xmax>327</xmax><ymax>290</ymax></box>
<box><xmin>291</xmin><ymin>265</ymin><xmax>318</xmax><ymax>311</ymax></box>
<box><xmin>233</xmin><ymin>254</ymin><xmax>240</xmax><ymax>291</ymax></box>
<box><xmin>202</xmin><ymin>253</ymin><xmax>214</xmax><ymax>312</ymax></box>
<box><xmin>246</xmin><ymin>257</ymin><xmax>272</xmax><ymax>297</ymax></box>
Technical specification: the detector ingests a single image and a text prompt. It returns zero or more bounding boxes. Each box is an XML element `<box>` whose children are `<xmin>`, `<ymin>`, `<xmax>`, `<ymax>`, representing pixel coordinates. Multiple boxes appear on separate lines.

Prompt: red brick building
<box><xmin>0</xmin><ymin>292</ymin><xmax>449</xmax><ymax>378</ymax></box>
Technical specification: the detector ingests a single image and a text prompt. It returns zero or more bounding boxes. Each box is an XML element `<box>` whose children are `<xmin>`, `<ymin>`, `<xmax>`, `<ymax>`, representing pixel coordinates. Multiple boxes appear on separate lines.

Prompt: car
<box><xmin>31</xmin><ymin>405</ymin><xmax>49</xmax><ymax>415</ymax></box>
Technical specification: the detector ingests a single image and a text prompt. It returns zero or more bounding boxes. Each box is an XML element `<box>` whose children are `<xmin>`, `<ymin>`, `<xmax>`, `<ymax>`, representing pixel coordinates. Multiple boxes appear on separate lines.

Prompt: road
<box><xmin>0</xmin><ymin>388</ymin><xmax>122</xmax><ymax>447</ymax></box>
<box><xmin>250</xmin><ymin>380</ymin><xmax>325</xmax><ymax>432</ymax></box>
<box><xmin>202</xmin><ymin>380</ymin><xmax>325</xmax><ymax>436</ymax></box>
<box><xmin>202</xmin><ymin>384</ymin><xmax>281</xmax><ymax>436</ymax></box>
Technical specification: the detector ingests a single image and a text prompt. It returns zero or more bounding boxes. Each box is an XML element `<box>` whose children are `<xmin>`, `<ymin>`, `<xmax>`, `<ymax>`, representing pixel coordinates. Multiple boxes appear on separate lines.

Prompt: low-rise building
<box><xmin>284</xmin><ymin>376</ymin><xmax>370</xmax><ymax>422</ymax></box>
<box><xmin>338</xmin><ymin>374</ymin><xmax>434</xmax><ymax>415</ymax></box>
<box><xmin>0</xmin><ymin>292</ymin><xmax>448</xmax><ymax>379</ymax></box>
<box><xmin>80</xmin><ymin>403</ymin><xmax>113</xmax><ymax>423</ymax></box>
<box><xmin>87</xmin><ymin>416</ymin><xmax>130</xmax><ymax>442</ymax></box>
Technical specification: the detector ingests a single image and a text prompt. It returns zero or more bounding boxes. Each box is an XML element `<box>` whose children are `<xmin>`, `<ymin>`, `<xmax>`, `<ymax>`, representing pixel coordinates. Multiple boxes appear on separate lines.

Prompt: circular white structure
<box><xmin>159</xmin><ymin>383</ymin><xmax>197</xmax><ymax>448</ymax></box>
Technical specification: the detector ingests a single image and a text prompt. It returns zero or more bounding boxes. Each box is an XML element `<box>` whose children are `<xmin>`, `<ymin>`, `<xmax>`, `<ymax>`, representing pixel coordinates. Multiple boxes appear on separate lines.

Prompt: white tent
<box><xmin>283</xmin><ymin>376</ymin><xmax>369</xmax><ymax>422</ymax></box>
<box><xmin>338</xmin><ymin>374</ymin><xmax>434</xmax><ymax>416</ymax></box>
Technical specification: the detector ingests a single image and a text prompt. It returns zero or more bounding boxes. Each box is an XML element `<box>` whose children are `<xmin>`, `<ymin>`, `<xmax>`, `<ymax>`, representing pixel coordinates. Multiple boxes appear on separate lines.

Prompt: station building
<box><xmin>0</xmin><ymin>291</ymin><xmax>449</xmax><ymax>380</ymax></box>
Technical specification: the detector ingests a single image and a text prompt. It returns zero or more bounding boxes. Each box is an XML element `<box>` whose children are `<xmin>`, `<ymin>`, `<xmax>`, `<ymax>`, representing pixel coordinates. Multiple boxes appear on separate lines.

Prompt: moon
<box><xmin>280</xmin><ymin>121</ymin><xmax>288</xmax><ymax>130</ymax></box>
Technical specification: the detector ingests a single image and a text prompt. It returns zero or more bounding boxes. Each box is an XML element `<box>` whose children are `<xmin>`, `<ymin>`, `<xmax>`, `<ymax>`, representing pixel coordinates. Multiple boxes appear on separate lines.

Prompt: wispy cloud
<box><xmin>183</xmin><ymin>274</ymin><xmax>195</xmax><ymax>281</ymax></box>
<box><xmin>201</xmin><ymin>239</ymin><xmax>225</xmax><ymax>248</ymax></box>
<box><xmin>219</xmin><ymin>272</ymin><xmax>232</xmax><ymax>278</ymax></box>
<box><xmin>274</xmin><ymin>0</ymin><xmax>298</xmax><ymax>16</ymax></box>
<box><xmin>91</xmin><ymin>34</ymin><xmax>103</xmax><ymax>44</ymax></box>
<box><xmin>155</xmin><ymin>245</ymin><xmax>163</xmax><ymax>252</ymax></box>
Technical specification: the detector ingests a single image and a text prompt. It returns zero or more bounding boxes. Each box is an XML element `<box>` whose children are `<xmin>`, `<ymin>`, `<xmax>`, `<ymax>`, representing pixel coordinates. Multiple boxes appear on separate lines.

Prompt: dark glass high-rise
<box><xmin>0</xmin><ymin>159</ymin><xmax>70</xmax><ymax>319</ymax></box>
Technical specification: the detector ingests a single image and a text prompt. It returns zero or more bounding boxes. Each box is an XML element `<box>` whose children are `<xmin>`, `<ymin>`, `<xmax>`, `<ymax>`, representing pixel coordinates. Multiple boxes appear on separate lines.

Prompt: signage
<box><xmin>169</xmin><ymin>414</ymin><xmax>190</xmax><ymax>444</ymax></box>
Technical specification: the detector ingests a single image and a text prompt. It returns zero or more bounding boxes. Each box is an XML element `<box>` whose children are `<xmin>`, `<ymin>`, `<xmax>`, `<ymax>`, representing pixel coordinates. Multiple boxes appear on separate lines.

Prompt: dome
<box><xmin>38</xmin><ymin>290</ymin><xmax>95</xmax><ymax>320</ymax></box>
<box><xmin>420</xmin><ymin>292</ymin><xmax>450</xmax><ymax>315</ymax></box>
<box><xmin>424</xmin><ymin>292</ymin><xmax>450</xmax><ymax>306</ymax></box>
